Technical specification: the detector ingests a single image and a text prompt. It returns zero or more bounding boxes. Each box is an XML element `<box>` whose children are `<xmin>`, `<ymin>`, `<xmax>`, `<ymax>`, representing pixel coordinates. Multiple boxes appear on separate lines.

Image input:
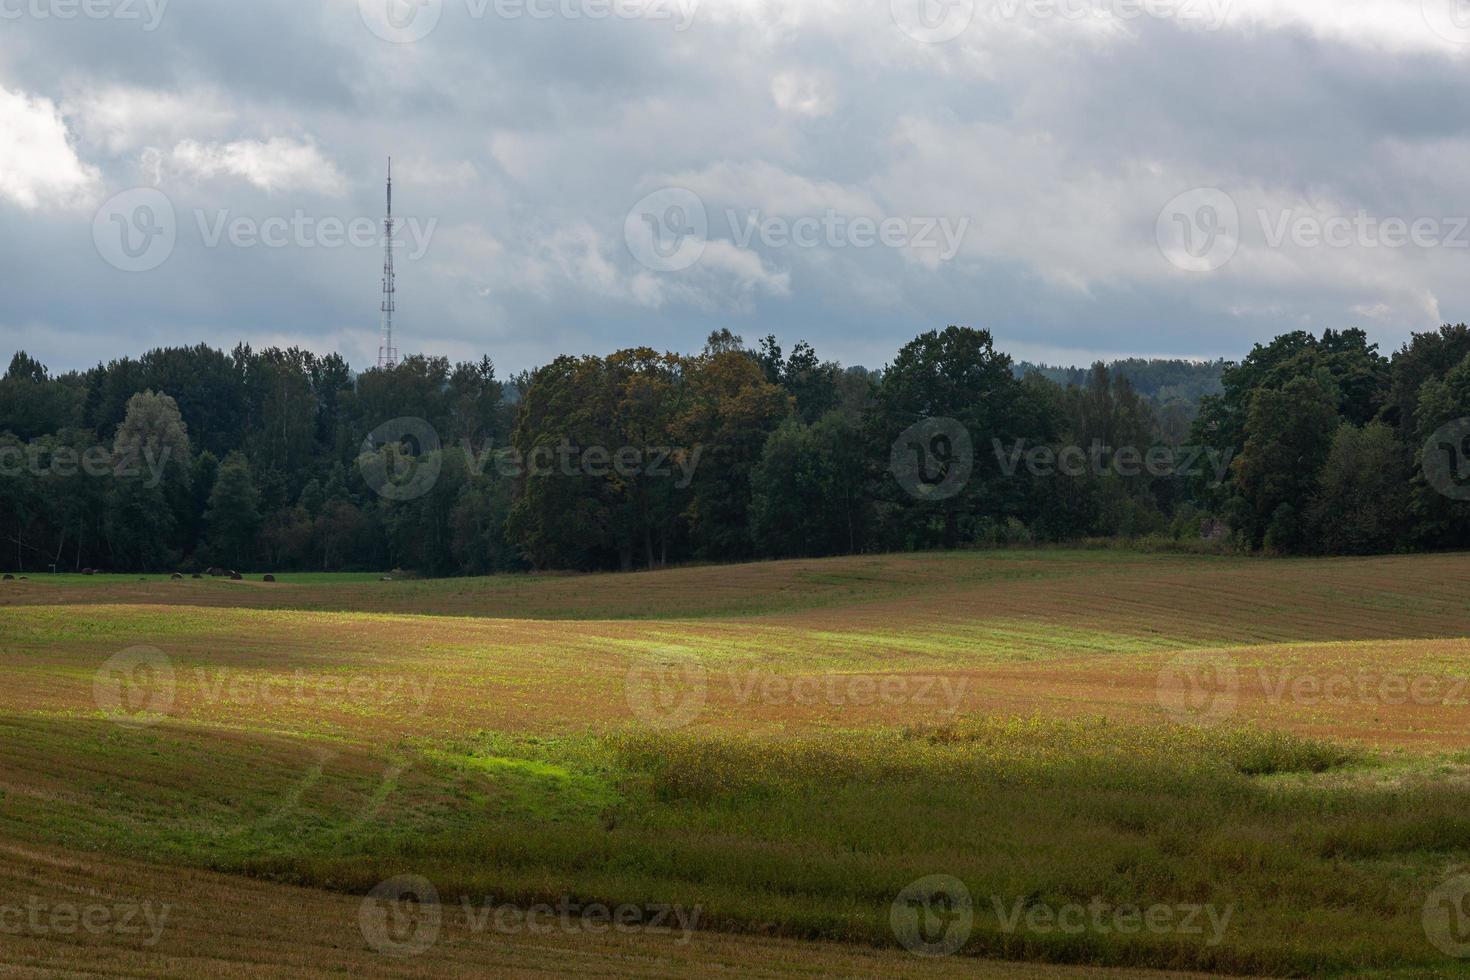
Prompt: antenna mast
<box><xmin>377</xmin><ymin>157</ymin><xmax>399</xmax><ymax>370</ymax></box>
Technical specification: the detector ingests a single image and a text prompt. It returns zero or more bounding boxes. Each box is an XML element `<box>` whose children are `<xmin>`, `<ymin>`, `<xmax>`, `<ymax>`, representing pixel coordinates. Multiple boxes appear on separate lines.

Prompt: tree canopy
<box><xmin>1</xmin><ymin>323</ymin><xmax>1464</xmax><ymax>573</ymax></box>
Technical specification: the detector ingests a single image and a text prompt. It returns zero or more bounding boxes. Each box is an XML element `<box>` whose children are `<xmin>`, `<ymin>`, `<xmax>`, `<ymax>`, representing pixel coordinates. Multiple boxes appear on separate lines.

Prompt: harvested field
<box><xmin>4</xmin><ymin>550</ymin><xmax>1470</xmax><ymax>976</ymax></box>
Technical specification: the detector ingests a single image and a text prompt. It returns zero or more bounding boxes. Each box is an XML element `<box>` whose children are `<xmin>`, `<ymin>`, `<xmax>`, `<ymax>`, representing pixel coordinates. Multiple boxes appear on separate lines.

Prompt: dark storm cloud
<box><xmin>2</xmin><ymin>0</ymin><xmax>1469</xmax><ymax>376</ymax></box>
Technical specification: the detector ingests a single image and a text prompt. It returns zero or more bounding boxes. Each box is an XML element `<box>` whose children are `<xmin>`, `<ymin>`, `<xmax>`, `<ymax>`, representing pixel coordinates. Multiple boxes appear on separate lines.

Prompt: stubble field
<box><xmin>4</xmin><ymin>550</ymin><xmax>1470</xmax><ymax>977</ymax></box>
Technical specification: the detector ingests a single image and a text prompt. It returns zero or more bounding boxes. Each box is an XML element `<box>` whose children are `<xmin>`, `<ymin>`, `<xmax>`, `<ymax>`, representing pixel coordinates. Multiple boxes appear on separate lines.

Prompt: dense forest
<box><xmin>1013</xmin><ymin>358</ymin><xmax>1226</xmax><ymax>405</ymax></box>
<box><xmin>1</xmin><ymin>322</ymin><xmax>1467</xmax><ymax>574</ymax></box>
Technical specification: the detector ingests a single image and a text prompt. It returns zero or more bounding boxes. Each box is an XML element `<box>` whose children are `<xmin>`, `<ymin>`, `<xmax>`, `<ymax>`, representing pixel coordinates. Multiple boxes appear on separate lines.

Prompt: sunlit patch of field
<box><xmin>5</xmin><ymin>597</ymin><xmax>1470</xmax><ymax>746</ymax></box>
<box><xmin>5</xmin><ymin>551</ymin><xmax>1470</xmax><ymax>976</ymax></box>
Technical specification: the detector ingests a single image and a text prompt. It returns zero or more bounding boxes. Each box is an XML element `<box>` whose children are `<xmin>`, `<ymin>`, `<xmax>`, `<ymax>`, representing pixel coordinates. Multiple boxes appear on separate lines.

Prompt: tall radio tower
<box><xmin>376</xmin><ymin>157</ymin><xmax>399</xmax><ymax>370</ymax></box>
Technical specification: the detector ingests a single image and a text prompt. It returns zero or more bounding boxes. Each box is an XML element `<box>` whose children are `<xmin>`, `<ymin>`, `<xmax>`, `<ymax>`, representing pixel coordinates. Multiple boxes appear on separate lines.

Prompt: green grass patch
<box><xmin>10</xmin><ymin>713</ymin><xmax>1469</xmax><ymax>976</ymax></box>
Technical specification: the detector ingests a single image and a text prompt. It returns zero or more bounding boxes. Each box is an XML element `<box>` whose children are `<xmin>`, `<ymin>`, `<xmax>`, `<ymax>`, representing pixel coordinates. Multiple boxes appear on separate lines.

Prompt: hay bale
<box><xmin>262</xmin><ymin>574</ymin><xmax>276</xmax><ymax>583</ymax></box>
<box><xmin>229</xmin><ymin>571</ymin><xmax>243</xmax><ymax>581</ymax></box>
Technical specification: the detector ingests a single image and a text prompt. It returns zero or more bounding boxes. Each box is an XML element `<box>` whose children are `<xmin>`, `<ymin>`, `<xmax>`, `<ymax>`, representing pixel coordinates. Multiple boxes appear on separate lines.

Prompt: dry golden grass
<box><xmin>6</xmin><ymin>549</ymin><xmax>1470</xmax><ymax>747</ymax></box>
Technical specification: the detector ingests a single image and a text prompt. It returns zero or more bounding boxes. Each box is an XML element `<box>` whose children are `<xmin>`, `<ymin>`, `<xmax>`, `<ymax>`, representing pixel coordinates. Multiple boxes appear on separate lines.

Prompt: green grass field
<box><xmin>5</xmin><ymin>551</ymin><xmax>1470</xmax><ymax>976</ymax></box>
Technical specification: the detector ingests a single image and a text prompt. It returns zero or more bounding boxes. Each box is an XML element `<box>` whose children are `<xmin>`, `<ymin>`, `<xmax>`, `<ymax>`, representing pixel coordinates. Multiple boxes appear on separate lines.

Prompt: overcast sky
<box><xmin>4</xmin><ymin>0</ymin><xmax>1470</xmax><ymax>375</ymax></box>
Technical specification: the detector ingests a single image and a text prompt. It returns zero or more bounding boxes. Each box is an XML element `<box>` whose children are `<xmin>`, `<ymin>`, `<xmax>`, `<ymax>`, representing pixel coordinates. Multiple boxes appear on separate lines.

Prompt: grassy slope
<box><xmin>6</xmin><ymin>841</ymin><xmax>1215</xmax><ymax>979</ymax></box>
<box><xmin>4</xmin><ymin>551</ymin><xmax>1470</xmax><ymax>976</ymax></box>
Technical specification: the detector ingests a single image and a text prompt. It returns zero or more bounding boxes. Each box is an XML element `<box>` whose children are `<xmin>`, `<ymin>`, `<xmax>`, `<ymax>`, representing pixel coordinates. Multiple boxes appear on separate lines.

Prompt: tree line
<box><xmin>0</xmin><ymin>322</ymin><xmax>1466</xmax><ymax>574</ymax></box>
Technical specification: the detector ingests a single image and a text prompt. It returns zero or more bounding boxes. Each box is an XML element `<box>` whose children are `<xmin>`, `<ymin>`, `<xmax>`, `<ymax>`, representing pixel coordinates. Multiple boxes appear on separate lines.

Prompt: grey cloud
<box><xmin>2</xmin><ymin>1</ymin><xmax>1469</xmax><ymax>376</ymax></box>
